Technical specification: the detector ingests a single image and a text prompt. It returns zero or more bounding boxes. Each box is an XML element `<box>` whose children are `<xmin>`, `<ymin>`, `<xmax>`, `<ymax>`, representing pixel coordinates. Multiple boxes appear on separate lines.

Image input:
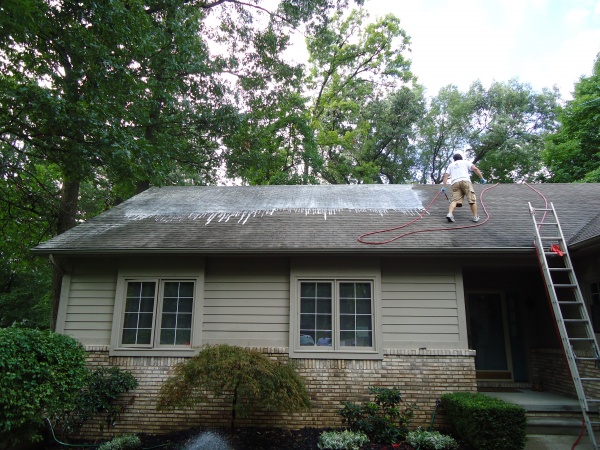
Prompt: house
<box><xmin>32</xmin><ymin>183</ymin><xmax>600</xmax><ymax>438</ymax></box>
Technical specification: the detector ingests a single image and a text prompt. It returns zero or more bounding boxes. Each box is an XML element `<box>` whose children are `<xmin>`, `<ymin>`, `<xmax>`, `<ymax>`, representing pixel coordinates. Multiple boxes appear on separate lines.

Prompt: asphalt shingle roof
<box><xmin>32</xmin><ymin>183</ymin><xmax>600</xmax><ymax>255</ymax></box>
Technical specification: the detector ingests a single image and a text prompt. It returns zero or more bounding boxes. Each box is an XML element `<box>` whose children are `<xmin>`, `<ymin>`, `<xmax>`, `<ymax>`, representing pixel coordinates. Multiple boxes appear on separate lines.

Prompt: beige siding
<box><xmin>58</xmin><ymin>258</ymin><xmax>118</xmax><ymax>346</ymax></box>
<box><xmin>203</xmin><ymin>257</ymin><xmax>290</xmax><ymax>347</ymax></box>
<box><xmin>381</xmin><ymin>259</ymin><xmax>467</xmax><ymax>349</ymax></box>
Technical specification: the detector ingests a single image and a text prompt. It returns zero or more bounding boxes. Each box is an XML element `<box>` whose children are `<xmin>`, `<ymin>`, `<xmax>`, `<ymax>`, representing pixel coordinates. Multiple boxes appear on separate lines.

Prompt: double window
<box><xmin>121</xmin><ymin>280</ymin><xmax>194</xmax><ymax>348</ymax></box>
<box><xmin>298</xmin><ymin>280</ymin><xmax>374</xmax><ymax>351</ymax></box>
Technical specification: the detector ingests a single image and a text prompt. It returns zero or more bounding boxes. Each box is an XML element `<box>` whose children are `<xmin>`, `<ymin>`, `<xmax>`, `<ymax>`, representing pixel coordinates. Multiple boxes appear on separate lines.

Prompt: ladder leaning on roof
<box><xmin>529</xmin><ymin>202</ymin><xmax>600</xmax><ymax>449</ymax></box>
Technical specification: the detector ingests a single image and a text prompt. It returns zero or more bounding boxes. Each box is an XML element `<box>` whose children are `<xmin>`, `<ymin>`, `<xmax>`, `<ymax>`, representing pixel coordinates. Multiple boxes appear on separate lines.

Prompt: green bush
<box><xmin>406</xmin><ymin>428</ymin><xmax>458</xmax><ymax>450</ymax></box>
<box><xmin>98</xmin><ymin>434</ymin><xmax>141</xmax><ymax>450</ymax></box>
<box><xmin>156</xmin><ymin>344</ymin><xmax>311</xmax><ymax>429</ymax></box>
<box><xmin>0</xmin><ymin>327</ymin><xmax>89</xmax><ymax>448</ymax></box>
<box><xmin>318</xmin><ymin>430</ymin><xmax>369</xmax><ymax>450</ymax></box>
<box><xmin>441</xmin><ymin>392</ymin><xmax>526</xmax><ymax>450</ymax></box>
<box><xmin>55</xmin><ymin>366</ymin><xmax>138</xmax><ymax>437</ymax></box>
<box><xmin>339</xmin><ymin>387</ymin><xmax>415</xmax><ymax>444</ymax></box>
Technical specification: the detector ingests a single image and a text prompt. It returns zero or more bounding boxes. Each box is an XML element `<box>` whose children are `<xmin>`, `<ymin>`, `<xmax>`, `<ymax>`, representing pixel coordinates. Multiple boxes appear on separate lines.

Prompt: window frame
<box><xmin>110</xmin><ymin>258</ymin><xmax>204</xmax><ymax>356</ymax></box>
<box><xmin>289</xmin><ymin>258</ymin><xmax>382</xmax><ymax>360</ymax></box>
<box><xmin>120</xmin><ymin>279</ymin><xmax>196</xmax><ymax>349</ymax></box>
<box><xmin>298</xmin><ymin>279</ymin><xmax>375</xmax><ymax>351</ymax></box>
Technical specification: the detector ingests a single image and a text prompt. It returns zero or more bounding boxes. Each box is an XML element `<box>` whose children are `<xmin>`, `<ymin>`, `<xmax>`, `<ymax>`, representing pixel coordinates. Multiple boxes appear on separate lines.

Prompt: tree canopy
<box><xmin>543</xmin><ymin>53</ymin><xmax>600</xmax><ymax>182</ymax></box>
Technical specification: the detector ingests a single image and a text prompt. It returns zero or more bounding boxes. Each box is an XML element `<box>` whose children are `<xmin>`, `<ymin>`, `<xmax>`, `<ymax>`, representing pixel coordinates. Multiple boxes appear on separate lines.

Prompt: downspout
<box><xmin>49</xmin><ymin>254</ymin><xmax>63</xmax><ymax>272</ymax></box>
<box><xmin>49</xmin><ymin>254</ymin><xmax>65</xmax><ymax>332</ymax></box>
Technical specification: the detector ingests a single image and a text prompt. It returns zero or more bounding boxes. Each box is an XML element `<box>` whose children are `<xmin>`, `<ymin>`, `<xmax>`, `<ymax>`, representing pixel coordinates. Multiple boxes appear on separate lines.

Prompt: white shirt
<box><xmin>445</xmin><ymin>160</ymin><xmax>473</xmax><ymax>184</ymax></box>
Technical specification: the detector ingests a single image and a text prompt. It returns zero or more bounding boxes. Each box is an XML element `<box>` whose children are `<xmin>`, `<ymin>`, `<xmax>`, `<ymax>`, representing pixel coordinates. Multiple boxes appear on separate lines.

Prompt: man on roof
<box><xmin>441</xmin><ymin>154</ymin><xmax>486</xmax><ymax>223</ymax></box>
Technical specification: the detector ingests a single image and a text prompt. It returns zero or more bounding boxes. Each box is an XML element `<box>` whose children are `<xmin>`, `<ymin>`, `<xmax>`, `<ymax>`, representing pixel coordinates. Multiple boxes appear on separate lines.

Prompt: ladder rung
<box><xmin>539</xmin><ymin>236</ymin><xmax>562</xmax><ymax>240</ymax></box>
<box><xmin>537</xmin><ymin>221</ymin><xmax>558</xmax><ymax>225</ymax></box>
<box><xmin>570</xmin><ymin>338</ymin><xmax>595</xmax><ymax>341</ymax></box>
<box><xmin>559</xmin><ymin>301</ymin><xmax>584</xmax><ymax>305</ymax></box>
<box><xmin>544</xmin><ymin>252</ymin><xmax>564</xmax><ymax>256</ymax></box>
<box><xmin>577</xmin><ymin>357</ymin><xmax>600</xmax><ymax>361</ymax></box>
<box><xmin>580</xmin><ymin>378</ymin><xmax>600</xmax><ymax>381</ymax></box>
<box><xmin>550</xmin><ymin>268</ymin><xmax>572</xmax><ymax>272</ymax></box>
<box><xmin>585</xmin><ymin>399</ymin><xmax>600</xmax><ymax>403</ymax></box>
<box><xmin>554</xmin><ymin>284</ymin><xmax>577</xmax><ymax>288</ymax></box>
<box><xmin>564</xmin><ymin>319</ymin><xmax>588</xmax><ymax>323</ymax></box>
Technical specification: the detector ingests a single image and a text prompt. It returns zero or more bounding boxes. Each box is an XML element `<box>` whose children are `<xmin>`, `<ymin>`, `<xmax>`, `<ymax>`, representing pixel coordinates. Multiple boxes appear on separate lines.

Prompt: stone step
<box><xmin>527</xmin><ymin>417</ymin><xmax>586</xmax><ymax>435</ymax></box>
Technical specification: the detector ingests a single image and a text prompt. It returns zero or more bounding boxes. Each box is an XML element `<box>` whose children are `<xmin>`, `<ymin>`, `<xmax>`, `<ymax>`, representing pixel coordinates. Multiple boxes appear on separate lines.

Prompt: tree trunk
<box><xmin>50</xmin><ymin>177</ymin><xmax>80</xmax><ymax>331</ymax></box>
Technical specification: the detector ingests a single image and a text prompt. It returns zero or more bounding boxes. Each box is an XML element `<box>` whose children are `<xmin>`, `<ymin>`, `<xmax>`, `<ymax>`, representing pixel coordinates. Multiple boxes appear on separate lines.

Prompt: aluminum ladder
<box><xmin>529</xmin><ymin>202</ymin><xmax>600</xmax><ymax>449</ymax></box>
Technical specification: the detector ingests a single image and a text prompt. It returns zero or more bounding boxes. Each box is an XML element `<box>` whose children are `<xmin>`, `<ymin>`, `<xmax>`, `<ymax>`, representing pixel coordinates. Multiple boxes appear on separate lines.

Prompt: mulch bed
<box><xmin>137</xmin><ymin>427</ymin><xmax>415</xmax><ymax>449</ymax></box>
<box><xmin>44</xmin><ymin>427</ymin><xmax>471</xmax><ymax>449</ymax></box>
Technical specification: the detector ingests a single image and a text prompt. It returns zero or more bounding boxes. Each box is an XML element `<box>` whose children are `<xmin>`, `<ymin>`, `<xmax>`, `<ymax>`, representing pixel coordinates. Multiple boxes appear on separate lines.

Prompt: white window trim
<box><xmin>109</xmin><ymin>257</ymin><xmax>204</xmax><ymax>357</ymax></box>
<box><xmin>289</xmin><ymin>257</ymin><xmax>382</xmax><ymax>360</ymax></box>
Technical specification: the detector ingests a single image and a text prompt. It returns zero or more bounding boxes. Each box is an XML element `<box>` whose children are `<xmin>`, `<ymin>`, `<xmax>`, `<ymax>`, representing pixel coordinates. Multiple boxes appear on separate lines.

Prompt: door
<box><xmin>467</xmin><ymin>293</ymin><xmax>513</xmax><ymax>380</ymax></box>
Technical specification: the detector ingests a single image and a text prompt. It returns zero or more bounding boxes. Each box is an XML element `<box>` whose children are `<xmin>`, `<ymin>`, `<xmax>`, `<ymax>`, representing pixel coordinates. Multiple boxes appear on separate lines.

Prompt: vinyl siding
<box><xmin>58</xmin><ymin>258</ymin><xmax>118</xmax><ymax>346</ymax></box>
<box><xmin>381</xmin><ymin>260</ymin><xmax>467</xmax><ymax>349</ymax></box>
<box><xmin>202</xmin><ymin>257</ymin><xmax>290</xmax><ymax>347</ymax></box>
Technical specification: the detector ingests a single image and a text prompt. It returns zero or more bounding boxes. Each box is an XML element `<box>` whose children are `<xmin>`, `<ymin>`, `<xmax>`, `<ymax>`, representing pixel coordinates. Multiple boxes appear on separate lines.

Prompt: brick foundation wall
<box><xmin>81</xmin><ymin>346</ymin><xmax>476</xmax><ymax>440</ymax></box>
<box><xmin>531</xmin><ymin>348</ymin><xmax>600</xmax><ymax>401</ymax></box>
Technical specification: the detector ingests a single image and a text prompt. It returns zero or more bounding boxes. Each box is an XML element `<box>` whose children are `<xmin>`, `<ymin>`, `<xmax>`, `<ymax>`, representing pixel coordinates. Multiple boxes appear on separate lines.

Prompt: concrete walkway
<box><xmin>526</xmin><ymin>434</ymin><xmax>595</xmax><ymax>450</ymax></box>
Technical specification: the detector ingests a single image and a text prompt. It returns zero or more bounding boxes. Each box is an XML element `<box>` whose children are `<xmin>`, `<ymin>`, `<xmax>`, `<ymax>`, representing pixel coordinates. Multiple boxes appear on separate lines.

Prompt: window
<box><xmin>121</xmin><ymin>280</ymin><xmax>194</xmax><ymax>348</ymax></box>
<box><xmin>298</xmin><ymin>280</ymin><xmax>374</xmax><ymax>351</ymax></box>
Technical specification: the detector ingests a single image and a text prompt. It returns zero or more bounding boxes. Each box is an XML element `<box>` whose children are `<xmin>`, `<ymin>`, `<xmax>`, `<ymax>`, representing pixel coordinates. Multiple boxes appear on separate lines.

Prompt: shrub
<box><xmin>406</xmin><ymin>428</ymin><xmax>458</xmax><ymax>450</ymax></box>
<box><xmin>441</xmin><ymin>392</ymin><xmax>526</xmax><ymax>450</ymax></box>
<box><xmin>156</xmin><ymin>344</ymin><xmax>311</xmax><ymax>428</ymax></box>
<box><xmin>0</xmin><ymin>327</ymin><xmax>89</xmax><ymax>449</ymax></box>
<box><xmin>339</xmin><ymin>387</ymin><xmax>415</xmax><ymax>444</ymax></box>
<box><xmin>54</xmin><ymin>366</ymin><xmax>138</xmax><ymax>437</ymax></box>
<box><xmin>318</xmin><ymin>430</ymin><xmax>370</xmax><ymax>450</ymax></box>
<box><xmin>98</xmin><ymin>434</ymin><xmax>141</xmax><ymax>450</ymax></box>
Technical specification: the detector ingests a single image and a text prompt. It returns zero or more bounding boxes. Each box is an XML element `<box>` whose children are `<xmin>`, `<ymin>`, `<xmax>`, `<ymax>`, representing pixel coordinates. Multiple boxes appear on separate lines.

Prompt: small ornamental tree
<box><xmin>157</xmin><ymin>344</ymin><xmax>311</xmax><ymax>428</ymax></box>
<box><xmin>0</xmin><ymin>327</ymin><xmax>88</xmax><ymax>448</ymax></box>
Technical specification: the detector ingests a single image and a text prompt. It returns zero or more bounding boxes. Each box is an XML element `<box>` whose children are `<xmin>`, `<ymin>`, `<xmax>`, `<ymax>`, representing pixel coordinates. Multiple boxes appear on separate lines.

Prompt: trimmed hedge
<box><xmin>441</xmin><ymin>392</ymin><xmax>527</xmax><ymax>450</ymax></box>
<box><xmin>0</xmin><ymin>327</ymin><xmax>89</xmax><ymax>448</ymax></box>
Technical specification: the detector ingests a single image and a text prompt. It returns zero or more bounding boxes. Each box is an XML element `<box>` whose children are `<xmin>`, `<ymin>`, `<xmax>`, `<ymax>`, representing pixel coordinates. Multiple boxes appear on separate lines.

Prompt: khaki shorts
<box><xmin>452</xmin><ymin>180</ymin><xmax>476</xmax><ymax>206</ymax></box>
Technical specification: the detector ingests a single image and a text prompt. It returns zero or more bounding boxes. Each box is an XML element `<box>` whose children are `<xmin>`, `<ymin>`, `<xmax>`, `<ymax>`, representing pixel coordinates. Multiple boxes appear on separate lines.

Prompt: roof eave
<box><xmin>31</xmin><ymin>246</ymin><xmax>537</xmax><ymax>257</ymax></box>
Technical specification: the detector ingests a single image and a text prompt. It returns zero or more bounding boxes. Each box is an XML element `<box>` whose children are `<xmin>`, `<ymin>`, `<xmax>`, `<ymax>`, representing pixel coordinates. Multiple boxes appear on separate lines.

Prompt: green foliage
<box><xmin>306</xmin><ymin>8</ymin><xmax>417</xmax><ymax>184</ymax></box>
<box><xmin>156</xmin><ymin>344</ymin><xmax>311</xmax><ymax>428</ymax></box>
<box><xmin>416</xmin><ymin>85</ymin><xmax>470</xmax><ymax>183</ymax></box>
<box><xmin>543</xmin><ymin>53</ymin><xmax>600</xmax><ymax>182</ymax></box>
<box><xmin>441</xmin><ymin>392</ymin><xmax>526</xmax><ymax>450</ymax></box>
<box><xmin>0</xmin><ymin>327</ymin><xmax>137</xmax><ymax>447</ymax></box>
<box><xmin>0</xmin><ymin>0</ymin><xmax>367</xmax><ymax>329</ymax></box>
<box><xmin>0</xmin><ymin>259</ymin><xmax>51</xmax><ymax>329</ymax></box>
<box><xmin>419</xmin><ymin>80</ymin><xmax>559</xmax><ymax>183</ymax></box>
<box><xmin>318</xmin><ymin>429</ymin><xmax>369</xmax><ymax>450</ymax></box>
<box><xmin>0</xmin><ymin>327</ymin><xmax>88</xmax><ymax>448</ymax></box>
<box><xmin>406</xmin><ymin>428</ymin><xmax>458</xmax><ymax>450</ymax></box>
<box><xmin>98</xmin><ymin>434</ymin><xmax>141</xmax><ymax>450</ymax></box>
<box><xmin>54</xmin><ymin>366</ymin><xmax>138</xmax><ymax>437</ymax></box>
<box><xmin>339</xmin><ymin>387</ymin><xmax>414</xmax><ymax>444</ymax></box>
